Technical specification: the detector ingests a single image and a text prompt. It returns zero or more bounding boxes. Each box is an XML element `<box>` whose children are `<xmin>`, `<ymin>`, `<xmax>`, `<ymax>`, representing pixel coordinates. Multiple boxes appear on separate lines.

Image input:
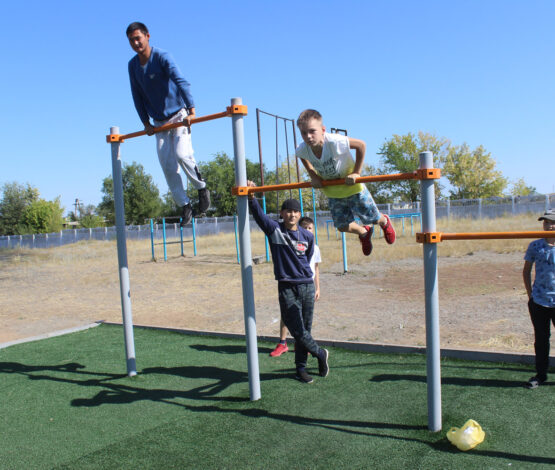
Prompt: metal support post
<box><xmin>262</xmin><ymin>196</ymin><xmax>270</xmax><ymax>262</ymax></box>
<box><xmin>192</xmin><ymin>218</ymin><xmax>197</xmax><ymax>256</ymax></box>
<box><xmin>341</xmin><ymin>231</ymin><xmax>348</xmax><ymax>273</ymax></box>
<box><xmin>150</xmin><ymin>219</ymin><xmax>155</xmax><ymax>261</ymax></box>
<box><xmin>109</xmin><ymin>126</ymin><xmax>137</xmax><ymax>377</ymax></box>
<box><xmin>419</xmin><ymin>151</ymin><xmax>441</xmax><ymax>431</ymax></box>
<box><xmin>231</xmin><ymin>98</ymin><xmax>261</xmax><ymax>401</ymax></box>
<box><xmin>311</xmin><ymin>188</ymin><xmax>319</xmax><ymax>245</ymax></box>
<box><xmin>234</xmin><ymin>214</ymin><xmax>240</xmax><ymax>264</ymax></box>
<box><xmin>180</xmin><ymin>220</ymin><xmax>184</xmax><ymax>257</ymax></box>
<box><xmin>162</xmin><ymin>218</ymin><xmax>167</xmax><ymax>261</ymax></box>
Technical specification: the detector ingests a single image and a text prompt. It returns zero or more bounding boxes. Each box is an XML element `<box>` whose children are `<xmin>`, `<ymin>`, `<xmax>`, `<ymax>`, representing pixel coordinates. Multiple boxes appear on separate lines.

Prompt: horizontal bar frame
<box><xmin>106</xmin><ymin>105</ymin><xmax>247</xmax><ymax>143</ymax></box>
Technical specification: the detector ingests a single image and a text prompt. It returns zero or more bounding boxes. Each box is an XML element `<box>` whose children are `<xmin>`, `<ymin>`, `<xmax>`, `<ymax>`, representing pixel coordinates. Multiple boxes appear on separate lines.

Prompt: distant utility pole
<box><xmin>74</xmin><ymin>198</ymin><xmax>82</xmax><ymax>218</ymax></box>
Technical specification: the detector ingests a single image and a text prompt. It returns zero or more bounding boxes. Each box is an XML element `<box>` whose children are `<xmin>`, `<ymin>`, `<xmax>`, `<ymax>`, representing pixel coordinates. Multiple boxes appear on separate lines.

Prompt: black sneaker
<box><xmin>318</xmin><ymin>348</ymin><xmax>329</xmax><ymax>377</ymax></box>
<box><xmin>295</xmin><ymin>369</ymin><xmax>313</xmax><ymax>384</ymax></box>
<box><xmin>181</xmin><ymin>203</ymin><xmax>192</xmax><ymax>226</ymax></box>
<box><xmin>198</xmin><ymin>187</ymin><xmax>210</xmax><ymax>213</ymax></box>
<box><xmin>525</xmin><ymin>375</ymin><xmax>546</xmax><ymax>389</ymax></box>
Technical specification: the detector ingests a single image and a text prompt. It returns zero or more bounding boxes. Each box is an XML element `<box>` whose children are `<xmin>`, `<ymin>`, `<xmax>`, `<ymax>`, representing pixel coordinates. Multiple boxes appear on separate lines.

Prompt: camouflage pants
<box><xmin>278</xmin><ymin>282</ymin><xmax>321</xmax><ymax>369</ymax></box>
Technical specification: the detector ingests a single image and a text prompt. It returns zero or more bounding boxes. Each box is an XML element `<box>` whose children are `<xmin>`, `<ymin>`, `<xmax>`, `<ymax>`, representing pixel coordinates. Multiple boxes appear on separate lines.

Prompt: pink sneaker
<box><xmin>270</xmin><ymin>343</ymin><xmax>288</xmax><ymax>357</ymax></box>
<box><xmin>359</xmin><ymin>225</ymin><xmax>373</xmax><ymax>256</ymax></box>
<box><xmin>381</xmin><ymin>214</ymin><xmax>396</xmax><ymax>244</ymax></box>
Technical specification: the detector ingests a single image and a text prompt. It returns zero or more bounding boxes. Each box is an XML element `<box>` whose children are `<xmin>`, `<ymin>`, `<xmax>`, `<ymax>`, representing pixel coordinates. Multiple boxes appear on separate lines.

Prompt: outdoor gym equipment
<box><xmin>108</xmin><ymin>104</ymin><xmax>553</xmax><ymax>432</ymax></box>
<box><xmin>106</xmin><ymin>99</ymin><xmax>261</xmax><ymax>402</ymax></box>
<box><xmin>233</xmin><ymin>154</ymin><xmax>442</xmax><ymax>430</ymax></box>
<box><xmin>149</xmin><ymin>217</ymin><xmax>197</xmax><ymax>261</ymax></box>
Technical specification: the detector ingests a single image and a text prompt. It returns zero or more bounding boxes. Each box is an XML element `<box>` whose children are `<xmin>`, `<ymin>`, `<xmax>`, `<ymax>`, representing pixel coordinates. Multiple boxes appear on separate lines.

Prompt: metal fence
<box><xmin>1</xmin><ymin>193</ymin><xmax>552</xmax><ymax>250</ymax></box>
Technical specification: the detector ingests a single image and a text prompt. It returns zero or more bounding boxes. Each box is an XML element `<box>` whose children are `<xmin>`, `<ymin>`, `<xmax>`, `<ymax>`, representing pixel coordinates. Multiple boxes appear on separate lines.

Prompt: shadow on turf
<box><xmin>369</xmin><ymin>372</ymin><xmax>549</xmax><ymax>388</ymax></box>
<box><xmin>4</xmin><ymin>362</ymin><xmax>554</xmax><ymax>464</ymax></box>
<box><xmin>331</xmin><ymin>360</ymin><xmax>533</xmax><ymax>374</ymax></box>
<box><xmin>430</xmin><ymin>440</ymin><xmax>555</xmax><ymax>466</ymax></box>
<box><xmin>190</xmin><ymin>344</ymin><xmax>277</xmax><ymax>355</ymax></box>
<box><xmin>178</xmin><ymin>404</ymin><xmax>555</xmax><ymax>465</ymax></box>
<box><xmin>0</xmin><ymin>361</ymin><xmax>128</xmax><ymax>383</ymax></box>
<box><xmin>0</xmin><ymin>361</ymin><xmax>286</xmax><ymax>407</ymax></box>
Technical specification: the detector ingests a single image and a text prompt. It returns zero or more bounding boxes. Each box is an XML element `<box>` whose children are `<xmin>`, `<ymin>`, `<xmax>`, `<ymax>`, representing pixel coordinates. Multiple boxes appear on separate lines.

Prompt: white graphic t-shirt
<box><xmin>296</xmin><ymin>133</ymin><xmax>364</xmax><ymax>199</ymax></box>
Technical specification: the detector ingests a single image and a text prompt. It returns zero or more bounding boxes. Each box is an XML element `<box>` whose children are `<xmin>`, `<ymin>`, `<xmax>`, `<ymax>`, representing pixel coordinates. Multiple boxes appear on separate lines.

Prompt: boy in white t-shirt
<box><xmin>270</xmin><ymin>216</ymin><xmax>321</xmax><ymax>357</ymax></box>
<box><xmin>295</xmin><ymin>109</ymin><xmax>395</xmax><ymax>256</ymax></box>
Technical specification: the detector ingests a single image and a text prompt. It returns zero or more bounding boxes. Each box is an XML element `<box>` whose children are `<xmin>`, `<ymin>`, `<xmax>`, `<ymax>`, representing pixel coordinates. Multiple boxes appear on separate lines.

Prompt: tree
<box><xmin>509</xmin><ymin>178</ymin><xmax>537</xmax><ymax>197</ymax></box>
<box><xmin>376</xmin><ymin>132</ymin><xmax>449</xmax><ymax>201</ymax></box>
<box><xmin>261</xmin><ymin>158</ymin><xmax>314</xmax><ymax>214</ymax></box>
<box><xmin>79</xmin><ymin>213</ymin><xmax>105</xmax><ymax>228</ymax></box>
<box><xmin>19</xmin><ymin>198</ymin><xmax>64</xmax><ymax>234</ymax></box>
<box><xmin>190</xmin><ymin>152</ymin><xmax>263</xmax><ymax>216</ymax></box>
<box><xmin>443</xmin><ymin>144</ymin><xmax>507</xmax><ymax>199</ymax></box>
<box><xmin>68</xmin><ymin>203</ymin><xmax>105</xmax><ymax>228</ymax></box>
<box><xmin>159</xmin><ymin>191</ymin><xmax>181</xmax><ymax>219</ymax></box>
<box><xmin>0</xmin><ymin>182</ymin><xmax>40</xmax><ymax>235</ymax></box>
<box><xmin>97</xmin><ymin>162</ymin><xmax>163</xmax><ymax>225</ymax></box>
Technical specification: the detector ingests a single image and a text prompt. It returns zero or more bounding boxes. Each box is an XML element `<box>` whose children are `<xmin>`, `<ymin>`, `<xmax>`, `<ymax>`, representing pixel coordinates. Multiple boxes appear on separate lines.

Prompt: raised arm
<box><xmin>298</xmin><ymin>157</ymin><xmax>323</xmax><ymax>188</ymax></box>
<box><xmin>247</xmin><ymin>180</ymin><xmax>278</xmax><ymax>236</ymax></box>
<box><xmin>345</xmin><ymin>137</ymin><xmax>366</xmax><ymax>185</ymax></box>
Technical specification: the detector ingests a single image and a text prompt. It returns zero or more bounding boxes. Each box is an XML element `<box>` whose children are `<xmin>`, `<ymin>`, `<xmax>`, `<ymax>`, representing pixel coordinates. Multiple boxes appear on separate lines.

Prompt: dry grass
<box><xmin>0</xmin><ymin>212</ymin><xmax>541</xmax><ymax>269</ymax></box>
<box><xmin>0</xmin><ymin>213</ymin><xmax>543</xmax><ymax>353</ymax></box>
<box><xmin>318</xmin><ymin>212</ymin><xmax>541</xmax><ymax>266</ymax></box>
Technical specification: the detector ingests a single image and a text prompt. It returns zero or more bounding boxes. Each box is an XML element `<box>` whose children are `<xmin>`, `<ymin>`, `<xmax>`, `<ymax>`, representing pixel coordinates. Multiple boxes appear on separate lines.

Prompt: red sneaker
<box><xmin>359</xmin><ymin>225</ymin><xmax>373</xmax><ymax>256</ymax></box>
<box><xmin>381</xmin><ymin>214</ymin><xmax>396</xmax><ymax>244</ymax></box>
<box><xmin>270</xmin><ymin>343</ymin><xmax>288</xmax><ymax>357</ymax></box>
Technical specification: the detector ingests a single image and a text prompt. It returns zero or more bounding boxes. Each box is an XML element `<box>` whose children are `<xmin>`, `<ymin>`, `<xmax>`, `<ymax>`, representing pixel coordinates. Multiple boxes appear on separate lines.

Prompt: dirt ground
<box><xmin>0</xmin><ymin>243</ymin><xmax>537</xmax><ymax>353</ymax></box>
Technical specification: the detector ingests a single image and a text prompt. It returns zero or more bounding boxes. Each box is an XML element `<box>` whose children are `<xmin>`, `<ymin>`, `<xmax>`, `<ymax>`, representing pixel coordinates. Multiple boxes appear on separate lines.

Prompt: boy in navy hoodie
<box><xmin>247</xmin><ymin>180</ymin><xmax>329</xmax><ymax>383</ymax></box>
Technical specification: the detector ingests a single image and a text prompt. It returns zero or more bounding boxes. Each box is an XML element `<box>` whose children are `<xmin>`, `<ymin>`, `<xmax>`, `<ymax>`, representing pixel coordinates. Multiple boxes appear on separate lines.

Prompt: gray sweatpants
<box><xmin>154</xmin><ymin>108</ymin><xmax>205</xmax><ymax>207</ymax></box>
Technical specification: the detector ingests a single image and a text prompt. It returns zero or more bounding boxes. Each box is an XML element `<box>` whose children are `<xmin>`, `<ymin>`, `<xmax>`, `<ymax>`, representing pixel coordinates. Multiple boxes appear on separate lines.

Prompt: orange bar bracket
<box><xmin>232</xmin><ymin>186</ymin><xmax>250</xmax><ymax>196</ymax></box>
<box><xmin>106</xmin><ymin>134</ymin><xmax>123</xmax><ymax>143</ymax></box>
<box><xmin>416</xmin><ymin>232</ymin><xmax>442</xmax><ymax>243</ymax></box>
<box><xmin>414</xmin><ymin>168</ymin><xmax>441</xmax><ymax>180</ymax></box>
<box><xmin>227</xmin><ymin>104</ymin><xmax>248</xmax><ymax>115</ymax></box>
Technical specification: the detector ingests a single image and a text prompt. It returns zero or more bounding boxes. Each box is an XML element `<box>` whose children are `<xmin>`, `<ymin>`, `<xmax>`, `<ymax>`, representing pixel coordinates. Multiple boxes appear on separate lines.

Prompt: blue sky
<box><xmin>1</xmin><ymin>0</ymin><xmax>553</xmax><ymax>215</ymax></box>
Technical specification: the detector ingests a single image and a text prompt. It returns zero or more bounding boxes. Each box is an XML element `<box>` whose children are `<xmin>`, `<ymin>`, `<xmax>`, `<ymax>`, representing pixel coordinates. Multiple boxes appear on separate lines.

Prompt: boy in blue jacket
<box><xmin>247</xmin><ymin>180</ymin><xmax>329</xmax><ymax>383</ymax></box>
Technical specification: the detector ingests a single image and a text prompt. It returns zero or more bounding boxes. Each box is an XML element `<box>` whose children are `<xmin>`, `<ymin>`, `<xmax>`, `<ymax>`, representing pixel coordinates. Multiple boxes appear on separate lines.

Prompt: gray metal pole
<box><xmin>419</xmin><ymin>151</ymin><xmax>441</xmax><ymax>431</ymax></box>
<box><xmin>231</xmin><ymin>98</ymin><xmax>261</xmax><ymax>401</ymax></box>
<box><xmin>110</xmin><ymin>127</ymin><xmax>137</xmax><ymax>377</ymax></box>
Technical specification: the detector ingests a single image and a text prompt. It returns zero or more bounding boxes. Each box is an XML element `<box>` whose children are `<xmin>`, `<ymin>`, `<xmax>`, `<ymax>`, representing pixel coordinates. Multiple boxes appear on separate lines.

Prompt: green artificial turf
<box><xmin>0</xmin><ymin>324</ymin><xmax>552</xmax><ymax>469</ymax></box>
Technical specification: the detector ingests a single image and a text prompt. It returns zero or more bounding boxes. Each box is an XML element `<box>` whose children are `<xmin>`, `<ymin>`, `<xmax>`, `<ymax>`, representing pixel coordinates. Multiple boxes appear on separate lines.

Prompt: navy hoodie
<box><xmin>249</xmin><ymin>198</ymin><xmax>314</xmax><ymax>284</ymax></box>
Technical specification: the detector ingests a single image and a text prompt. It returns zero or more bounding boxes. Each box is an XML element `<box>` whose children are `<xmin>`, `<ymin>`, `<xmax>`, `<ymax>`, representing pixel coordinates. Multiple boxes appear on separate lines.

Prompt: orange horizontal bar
<box><xmin>106</xmin><ymin>109</ymin><xmax>233</xmax><ymax>143</ymax></box>
<box><xmin>416</xmin><ymin>231</ymin><xmax>554</xmax><ymax>243</ymax></box>
<box><xmin>440</xmin><ymin>231</ymin><xmax>554</xmax><ymax>241</ymax></box>
<box><xmin>235</xmin><ymin>172</ymin><xmax>422</xmax><ymax>195</ymax></box>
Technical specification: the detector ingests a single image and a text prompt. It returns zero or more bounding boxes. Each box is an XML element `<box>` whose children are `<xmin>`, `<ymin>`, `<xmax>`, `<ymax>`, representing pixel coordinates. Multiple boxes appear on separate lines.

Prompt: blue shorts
<box><xmin>329</xmin><ymin>186</ymin><xmax>381</xmax><ymax>230</ymax></box>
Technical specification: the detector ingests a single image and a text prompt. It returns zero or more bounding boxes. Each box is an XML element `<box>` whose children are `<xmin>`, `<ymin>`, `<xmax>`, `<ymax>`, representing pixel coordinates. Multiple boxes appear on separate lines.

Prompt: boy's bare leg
<box><xmin>338</xmin><ymin>215</ymin><xmax>388</xmax><ymax>235</ymax></box>
<box><xmin>340</xmin><ymin>215</ymin><xmax>395</xmax><ymax>251</ymax></box>
<box><xmin>279</xmin><ymin>320</ymin><xmax>288</xmax><ymax>341</ymax></box>
<box><xmin>339</xmin><ymin>216</ymin><xmax>389</xmax><ymax>256</ymax></box>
